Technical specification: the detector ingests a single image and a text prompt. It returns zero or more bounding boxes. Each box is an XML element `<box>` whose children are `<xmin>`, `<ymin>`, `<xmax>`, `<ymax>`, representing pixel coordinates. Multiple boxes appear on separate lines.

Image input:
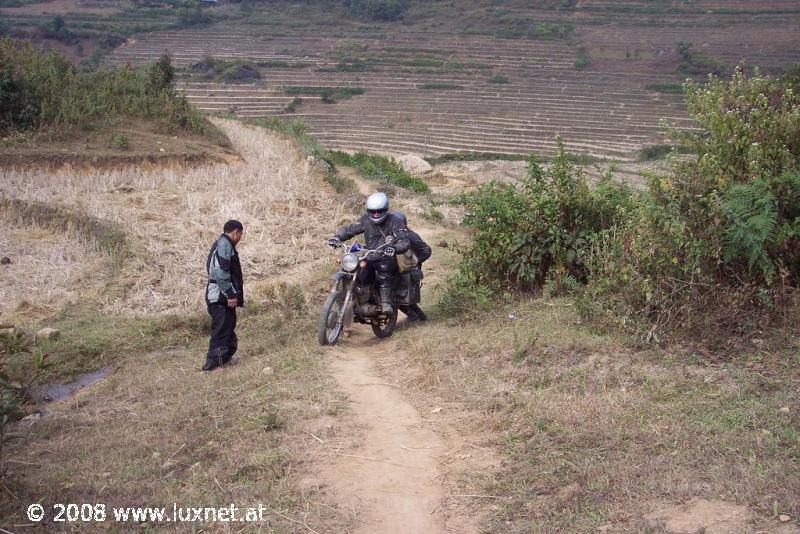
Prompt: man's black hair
<box><xmin>223</xmin><ymin>219</ymin><xmax>243</xmax><ymax>233</ymax></box>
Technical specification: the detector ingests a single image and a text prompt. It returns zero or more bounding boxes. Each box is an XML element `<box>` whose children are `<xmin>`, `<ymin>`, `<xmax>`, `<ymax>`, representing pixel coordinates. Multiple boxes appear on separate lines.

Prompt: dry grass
<box><xmin>1</xmin><ymin>304</ymin><xmax>356</xmax><ymax>532</ymax></box>
<box><xmin>0</xmin><ymin>225</ymin><xmax>109</xmax><ymax>322</ymax></box>
<box><xmin>0</xmin><ymin>118</ymin><xmax>349</xmax><ymax>316</ymax></box>
<box><xmin>386</xmin><ymin>298</ymin><xmax>800</xmax><ymax>532</ymax></box>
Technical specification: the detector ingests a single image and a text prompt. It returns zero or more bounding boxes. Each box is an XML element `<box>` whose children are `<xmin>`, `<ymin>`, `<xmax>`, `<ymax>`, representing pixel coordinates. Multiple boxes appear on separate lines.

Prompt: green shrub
<box><xmin>419</xmin><ymin>82</ymin><xmax>462</xmax><ymax>90</ymax></box>
<box><xmin>675</xmin><ymin>41</ymin><xmax>727</xmax><ymax>77</ymax></box>
<box><xmin>344</xmin><ymin>0</ymin><xmax>409</xmax><ymax>21</ymax></box>
<box><xmin>285</xmin><ymin>86</ymin><xmax>365</xmax><ymax>102</ymax></box>
<box><xmin>112</xmin><ymin>132</ymin><xmax>128</xmax><ymax>149</ymax></box>
<box><xmin>191</xmin><ymin>56</ymin><xmax>261</xmax><ymax>83</ymax></box>
<box><xmin>574</xmin><ymin>46</ymin><xmax>589</xmax><ymax>70</ymax></box>
<box><xmin>0</xmin><ymin>38</ymin><xmax>214</xmax><ymax>138</ymax></box>
<box><xmin>645</xmin><ymin>83</ymin><xmax>683</xmax><ymax>94</ymax></box>
<box><xmin>453</xmin><ymin>140</ymin><xmax>634</xmax><ymax>292</ymax></box>
<box><xmin>638</xmin><ymin>143</ymin><xmax>693</xmax><ymax>161</ymax></box>
<box><xmin>488</xmin><ymin>73</ymin><xmax>509</xmax><ymax>84</ymax></box>
<box><xmin>582</xmin><ymin>69</ymin><xmax>800</xmax><ymax>338</ymax></box>
<box><xmin>327</xmin><ymin>150</ymin><xmax>429</xmax><ymax>192</ymax></box>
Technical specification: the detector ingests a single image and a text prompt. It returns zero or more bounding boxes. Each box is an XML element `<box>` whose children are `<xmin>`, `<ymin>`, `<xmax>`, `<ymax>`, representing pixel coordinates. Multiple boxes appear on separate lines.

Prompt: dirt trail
<box><xmin>324</xmin><ymin>335</ymin><xmax>448</xmax><ymax>533</ymax></box>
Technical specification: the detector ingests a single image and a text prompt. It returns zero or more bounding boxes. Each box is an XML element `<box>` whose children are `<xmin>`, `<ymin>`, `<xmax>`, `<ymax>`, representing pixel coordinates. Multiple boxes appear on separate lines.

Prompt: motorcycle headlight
<box><xmin>341</xmin><ymin>253</ymin><xmax>359</xmax><ymax>272</ymax></box>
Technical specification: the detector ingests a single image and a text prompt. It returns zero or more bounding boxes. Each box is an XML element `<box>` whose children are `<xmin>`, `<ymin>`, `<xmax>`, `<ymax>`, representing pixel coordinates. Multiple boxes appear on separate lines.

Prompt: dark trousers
<box><xmin>206</xmin><ymin>303</ymin><xmax>237</xmax><ymax>367</ymax></box>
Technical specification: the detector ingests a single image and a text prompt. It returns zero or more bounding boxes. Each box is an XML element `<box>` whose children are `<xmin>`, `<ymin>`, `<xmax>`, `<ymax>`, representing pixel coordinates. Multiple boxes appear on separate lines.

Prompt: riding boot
<box><xmin>378</xmin><ymin>286</ymin><xmax>394</xmax><ymax>316</ymax></box>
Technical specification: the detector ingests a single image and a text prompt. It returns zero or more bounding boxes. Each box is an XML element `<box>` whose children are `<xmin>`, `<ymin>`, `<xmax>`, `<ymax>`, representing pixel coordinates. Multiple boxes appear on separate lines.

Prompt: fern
<box><xmin>722</xmin><ymin>179</ymin><xmax>778</xmax><ymax>281</ymax></box>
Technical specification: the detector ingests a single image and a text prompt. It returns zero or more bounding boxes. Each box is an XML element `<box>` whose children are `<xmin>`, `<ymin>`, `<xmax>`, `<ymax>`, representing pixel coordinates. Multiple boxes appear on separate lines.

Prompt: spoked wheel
<box><xmin>318</xmin><ymin>290</ymin><xmax>344</xmax><ymax>346</ymax></box>
<box><xmin>371</xmin><ymin>307</ymin><xmax>398</xmax><ymax>339</ymax></box>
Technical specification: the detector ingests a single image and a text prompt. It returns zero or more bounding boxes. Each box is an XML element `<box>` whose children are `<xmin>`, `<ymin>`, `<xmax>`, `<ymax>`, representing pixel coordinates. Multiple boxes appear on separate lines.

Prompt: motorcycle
<box><xmin>318</xmin><ymin>237</ymin><xmax>421</xmax><ymax>346</ymax></box>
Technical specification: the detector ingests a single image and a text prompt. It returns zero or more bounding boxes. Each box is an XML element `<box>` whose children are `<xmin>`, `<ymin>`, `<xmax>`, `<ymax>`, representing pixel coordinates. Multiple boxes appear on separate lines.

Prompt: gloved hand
<box><xmin>384</xmin><ymin>246</ymin><xmax>396</xmax><ymax>257</ymax></box>
<box><xmin>327</xmin><ymin>237</ymin><xmax>341</xmax><ymax>248</ymax></box>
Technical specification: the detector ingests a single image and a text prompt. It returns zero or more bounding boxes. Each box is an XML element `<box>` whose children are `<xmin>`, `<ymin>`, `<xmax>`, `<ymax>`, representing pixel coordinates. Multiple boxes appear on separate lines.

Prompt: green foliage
<box><xmin>177</xmin><ymin>5</ymin><xmax>213</xmax><ymax>27</ymax></box>
<box><xmin>675</xmin><ymin>41</ymin><xmax>727</xmax><ymax>77</ymax></box>
<box><xmin>284</xmin><ymin>96</ymin><xmax>303</xmax><ymax>113</ymax></box>
<box><xmin>344</xmin><ymin>0</ymin><xmax>409</xmax><ymax>21</ymax></box>
<box><xmin>638</xmin><ymin>143</ymin><xmax>692</xmax><ymax>161</ymax></box>
<box><xmin>645</xmin><ymin>83</ymin><xmax>683</xmax><ymax>94</ymax></box>
<box><xmin>428</xmin><ymin>152</ymin><xmax>528</xmax><ymax>165</ymax></box>
<box><xmin>574</xmin><ymin>46</ymin><xmax>589</xmax><ymax>70</ymax></box>
<box><xmin>0</xmin><ymin>38</ymin><xmax>213</xmax><ymax>137</ymax></box>
<box><xmin>683</xmin><ymin>67</ymin><xmax>800</xmax><ymax>182</ymax></box>
<box><xmin>454</xmin><ymin>140</ymin><xmax>634</xmax><ymax>292</ymax></box>
<box><xmin>582</xmin><ymin>70</ymin><xmax>800</xmax><ymax>338</ymax></box>
<box><xmin>285</xmin><ymin>86</ymin><xmax>365</xmax><ymax>103</ymax></box>
<box><xmin>419</xmin><ymin>82</ymin><xmax>463</xmax><ymax>90</ymax></box>
<box><xmin>191</xmin><ymin>55</ymin><xmax>261</xmax><ymax>83</ymax></box>
<box><xmin>112</xmin><ymin>132</ymin><xmax>128</xmax><ymax>150</ymax></box>
<box><xmin>147</xmin><ymin>52</ymin><xmax>175</xmax><ymax>92</ymax></box>
<box><xmin>488</xmin><ymin>73</ymin><xmax>509</xmax><ymax>84</ymax></box>
<box><xmin>327</xmin><ymin>150</ymin><xmax>429</xmax><ymax>192</ymax></box>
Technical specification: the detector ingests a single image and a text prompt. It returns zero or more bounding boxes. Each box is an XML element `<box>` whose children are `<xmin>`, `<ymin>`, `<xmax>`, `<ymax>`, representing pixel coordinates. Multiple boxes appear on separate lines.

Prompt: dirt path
<box><xmin>323</xmin><ymin>334</ymin><xmax>448</xmax><ymax>533</ymax></box>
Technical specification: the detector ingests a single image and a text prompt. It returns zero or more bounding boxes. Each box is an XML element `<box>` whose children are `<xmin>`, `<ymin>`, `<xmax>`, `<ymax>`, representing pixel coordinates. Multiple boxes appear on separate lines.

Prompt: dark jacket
<box><xmin>335</xmin><ymin>212</ymin><xmax>410</xmax><ymax>253</ymax></box>
<box><xmin>407</xmin><ymin>229</ymin><xmax>431</xmax><ymax>264</ymax></box>
<box><xmin>205</xmin><ymin>234</ymin><xmax>244</xmax><ymax>307</ymax></box>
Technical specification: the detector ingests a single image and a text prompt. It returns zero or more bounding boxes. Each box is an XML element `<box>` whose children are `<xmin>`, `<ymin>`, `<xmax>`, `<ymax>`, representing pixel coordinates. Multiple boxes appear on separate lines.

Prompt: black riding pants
<box><xmin>206</xmin><ymin>303</ymin><xmax>238</xmax><ymax>367</ymax></box>
<box><xmin>357</xmin><ymin>258</ymin><xmax>396</xmax><ymax>288</ymax></box>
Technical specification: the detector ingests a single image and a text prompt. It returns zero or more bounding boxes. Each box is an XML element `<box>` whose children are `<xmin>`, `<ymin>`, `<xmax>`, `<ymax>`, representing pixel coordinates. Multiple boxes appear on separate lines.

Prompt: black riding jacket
<box><xmin>407</xmin><ymin>229</ymin><xmax>431</xmax><ymax>264</ymax></box>
<box><xmin>335</xmin><ymin>212</ymin><xmax>410</xmax><ymax>254</ymax></box>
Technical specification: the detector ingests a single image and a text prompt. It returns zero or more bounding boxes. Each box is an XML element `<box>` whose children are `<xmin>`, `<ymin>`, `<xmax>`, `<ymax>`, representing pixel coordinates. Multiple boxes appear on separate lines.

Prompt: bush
<box><xmin>344</xmin><ymin>0</ymin><xmax>409</xmax><ymax>21</ymax></box>
<box><xmin>0</xmin><ymin>38</ymin><xmax>213</xmax><ymax>137</ymax></box>
<box><xmin>582</xmin><ymin>69</ymin><xmax>800</xmax><ymax>338</ymax></box>
<box><xmin>419</xmin><ymin>82</ymin><xmax>462</xmax><ymax>90</ymax></box>
<box><xmin>488</xmin><ymin>73</ymin><xmax>509</xmax><ymax>84</ymax></box>
<box><xmin>191</xmin><ymin>56</ymin><xmax>261</xmax><ymax>83</ymax></box>
<box><xmin>453</xmin><ymin>139</ymin><xmax>634</xmax><ymax>292</ymax></box>
<box><xmin>574</xmin><ymin>46</ymin><xmax>589</xmax><ymax>70</ymax></box>
<box><xmin>327</xmin><ymin>150</ymin><xmax>429</xmax><ymax>192</ymax></box>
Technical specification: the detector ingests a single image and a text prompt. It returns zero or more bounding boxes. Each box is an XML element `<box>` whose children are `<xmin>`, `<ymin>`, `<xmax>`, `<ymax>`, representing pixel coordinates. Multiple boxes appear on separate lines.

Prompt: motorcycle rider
<box><xmin>328</xmin><ymin>192</ymin><xmax>410</xmax><ymax>316</ymax></box>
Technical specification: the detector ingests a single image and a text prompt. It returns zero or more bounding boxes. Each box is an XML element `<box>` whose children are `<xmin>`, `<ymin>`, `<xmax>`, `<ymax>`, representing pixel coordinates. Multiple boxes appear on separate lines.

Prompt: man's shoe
<box><xmin>406</xmin><ymin>312</ymin><xmax>422</xmax><ymax>323</ymax></box>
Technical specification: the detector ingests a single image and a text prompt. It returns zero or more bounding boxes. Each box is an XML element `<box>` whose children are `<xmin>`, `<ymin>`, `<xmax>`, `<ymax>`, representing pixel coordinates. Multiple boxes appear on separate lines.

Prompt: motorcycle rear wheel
<box><xmin>318</xmin><ymin>290</ymin><xmax>344</xmax><ymax>346</ymax></box>
<box><xmin>371</xmin><ymin>308</ymin><xmax>398</xmax><ymax>339</ymax></box>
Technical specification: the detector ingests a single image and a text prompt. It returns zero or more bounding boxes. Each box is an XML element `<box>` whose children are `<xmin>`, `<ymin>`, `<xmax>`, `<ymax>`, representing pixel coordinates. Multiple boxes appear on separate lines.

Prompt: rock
<box><xmin>597</xmin><ymin>525</ymin><xmax>613</xmax><ymax>532</ymax></box>
<box><xmin>779</xmin><ymin>515</ymin><xmax>792</xmax><ymax>523</ymax></box>
<box><xmin>0</xmin><ymin>256</ymin><xmax>10</xmax><ymax>265</ymax></box>
<box><xmin>779</xmin><ymin>407</ymin><xmax>791</xmax><ymax>414</ymax></box>
<box><xmin>395</xmin><ymin>154</ymin><xmax>432</xmax><ymax>175</ymax></box>
<box><xmin>437</xmin><ymin>240</ymin><xmax>448</xmax><ymax>248</ymax></box>
<box><xmin>262</xmin><ymin>366</ymin><xmax>275</xmax><ymax>376</ymax></box>
<box><xmin>35</xmin><ymin>328</ymin><xmax>60</xmax><ymax>342</ymax></box>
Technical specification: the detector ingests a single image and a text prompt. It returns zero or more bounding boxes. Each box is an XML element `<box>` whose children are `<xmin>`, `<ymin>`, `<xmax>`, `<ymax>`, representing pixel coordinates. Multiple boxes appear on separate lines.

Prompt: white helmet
<box><xmin>366</xmin><ymin>192</ymin><xmax>389</xmax><ymax>224</ymax></box>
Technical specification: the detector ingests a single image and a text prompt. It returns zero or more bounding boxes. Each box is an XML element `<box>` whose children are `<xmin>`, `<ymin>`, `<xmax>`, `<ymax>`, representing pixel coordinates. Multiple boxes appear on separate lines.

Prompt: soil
<box><xmin>321</xmin><ymin>337</ymin><xmax>449</xmax><ymax>533</ymax></box>
<box><xmin>302</xmin><ymin>190</ymin><xmax>499</xmax><ymax>532</ymax></box>
<box><xmin>0</xmin><ymin>120</ymin><xmax>238</xmax><ymax>170</ymax></box>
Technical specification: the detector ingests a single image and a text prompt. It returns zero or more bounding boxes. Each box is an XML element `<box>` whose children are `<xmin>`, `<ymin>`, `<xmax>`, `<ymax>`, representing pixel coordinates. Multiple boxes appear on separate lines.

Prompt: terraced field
<box><xmin>105</xmin><ymin>1</ymin><xmax>800</xmax><ymax>160</ymax></box>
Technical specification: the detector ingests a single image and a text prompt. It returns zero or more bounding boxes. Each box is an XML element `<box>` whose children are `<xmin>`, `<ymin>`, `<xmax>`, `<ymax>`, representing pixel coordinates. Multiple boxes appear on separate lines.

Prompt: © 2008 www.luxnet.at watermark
<box><xmin>25</xmin><ymin>503</ymin><xmax>271</xmax><ymax>523</ymax></box>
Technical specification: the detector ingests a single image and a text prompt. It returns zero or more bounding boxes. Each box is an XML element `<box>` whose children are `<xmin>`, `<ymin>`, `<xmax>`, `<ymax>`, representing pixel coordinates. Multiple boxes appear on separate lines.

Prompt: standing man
<box><xmin>399</xmin><ymin>227</ymin><xmax>431</xmax><ymax>322</ymax></box>
<box><xmin>203</xmin><ymin>220</ymin><xmax>244</xmax><ymax>372</ymax></box>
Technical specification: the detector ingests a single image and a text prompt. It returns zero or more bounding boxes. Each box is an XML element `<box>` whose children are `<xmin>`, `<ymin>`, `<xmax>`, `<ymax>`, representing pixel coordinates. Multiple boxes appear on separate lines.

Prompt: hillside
<box><xmin>1</xmin><ymin>2</ymin><xmax>798</xmax><ymax>533</ymax></box>
<box><xmin>99</xmin><ymin>0</ymin><xmax>800</xmax><ymax>160</ymax></box>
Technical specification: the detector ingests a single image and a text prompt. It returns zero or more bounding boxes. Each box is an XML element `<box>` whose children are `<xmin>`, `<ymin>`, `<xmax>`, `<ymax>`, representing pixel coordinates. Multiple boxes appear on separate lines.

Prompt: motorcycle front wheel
<box><xmin>318</xmin><ymin>290</ymin><xmax>344</xmax><ymax>346</ymax></box>
<box><xmin>371</xmin><ymin>308</ymin><xmax>398</xmax><ymax>339</ymax></box>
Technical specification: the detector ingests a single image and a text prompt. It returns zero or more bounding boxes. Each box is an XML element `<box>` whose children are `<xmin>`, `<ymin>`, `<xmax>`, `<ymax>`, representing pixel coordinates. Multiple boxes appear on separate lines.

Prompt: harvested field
<box><xmin>0</xmin><ymin>225</ymin><xmax>108</xmax><ymax>322</ymax></box>
<box><xmin>0</xmin><ymin>119</ymin><xmax>346</xmax><ymax>315</ymax></box>
<box><xmin>105</xmin><ymin>1</ymin><xmax>800</xmax><ymax>161</ymax></box>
